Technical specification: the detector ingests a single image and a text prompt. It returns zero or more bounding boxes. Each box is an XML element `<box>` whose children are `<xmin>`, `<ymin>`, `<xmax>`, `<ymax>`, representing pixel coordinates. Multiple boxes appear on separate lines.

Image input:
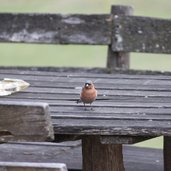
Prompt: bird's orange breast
<box><xmin>80</xmin><ymin>88</ymin><xmax>97</xmax><ymax>104</ymax></box>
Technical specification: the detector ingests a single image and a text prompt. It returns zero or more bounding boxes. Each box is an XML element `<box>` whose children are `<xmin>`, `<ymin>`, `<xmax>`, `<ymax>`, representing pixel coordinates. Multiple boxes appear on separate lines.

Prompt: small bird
<box><xmin>77</xmin><ymin>80</ymin><xmax>97</xmax><ymax>110</ymax></box>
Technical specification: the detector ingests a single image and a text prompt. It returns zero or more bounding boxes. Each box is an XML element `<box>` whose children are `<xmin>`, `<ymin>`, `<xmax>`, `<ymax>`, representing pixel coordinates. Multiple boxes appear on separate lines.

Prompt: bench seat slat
<box><xmin>0</xmin><ymin>142</ymin><xmax>163</xmax><ymax>171</ymax></box>
<box><xmin>0</xmin><ymin>162</ymin><xmax>67</xmax><ymax>171</ymax></box>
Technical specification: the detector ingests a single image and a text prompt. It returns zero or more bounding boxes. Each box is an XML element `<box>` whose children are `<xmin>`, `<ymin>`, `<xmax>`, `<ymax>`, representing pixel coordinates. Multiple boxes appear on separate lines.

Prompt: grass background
<box><xmin>0</xmin><ymin>0</ymin><xmax>170</xmax><ymax>148</ymax></box>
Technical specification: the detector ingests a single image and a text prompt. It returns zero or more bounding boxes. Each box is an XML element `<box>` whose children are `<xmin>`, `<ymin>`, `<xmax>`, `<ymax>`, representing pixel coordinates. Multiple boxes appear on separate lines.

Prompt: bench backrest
<box><xmin>0</xmin><ymin>5</ymin><xmax>170</xmax><ymax>69</ymax></box>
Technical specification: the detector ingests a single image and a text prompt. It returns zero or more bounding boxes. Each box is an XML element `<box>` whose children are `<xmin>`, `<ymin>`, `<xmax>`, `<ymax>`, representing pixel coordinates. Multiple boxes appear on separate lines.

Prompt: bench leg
<box><xmin>82</xmin><ymin>136</ymin><xmax>125</xmax><ymax>171</ymax></box>
<box><xmin>164</xmin><ymin>136</ymin><xmax>171</xmax><ymax>171</ymax></box>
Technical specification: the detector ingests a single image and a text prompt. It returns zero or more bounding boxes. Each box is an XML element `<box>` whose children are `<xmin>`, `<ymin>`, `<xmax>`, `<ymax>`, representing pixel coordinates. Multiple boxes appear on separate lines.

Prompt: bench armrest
<box><xmin>0</xmin><ymin>101</ymin><xmax>54</xmax><ymax>142</ymax></box>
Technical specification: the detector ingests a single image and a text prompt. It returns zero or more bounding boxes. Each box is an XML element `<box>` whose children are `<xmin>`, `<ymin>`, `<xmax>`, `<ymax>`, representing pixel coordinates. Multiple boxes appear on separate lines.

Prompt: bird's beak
<box><xmin>85</xmin><ymin>83</ymin><xmax>89</xmax><ymax>88</ymax></box>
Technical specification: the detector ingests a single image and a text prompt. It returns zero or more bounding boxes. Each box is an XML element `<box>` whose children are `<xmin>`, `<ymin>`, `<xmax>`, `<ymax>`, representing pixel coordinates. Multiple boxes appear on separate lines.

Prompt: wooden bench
<box><xmin>0</xmin><ymin>141</ymin><xmax>164</xmax><ymax>171</ymax></box>
<box><xmin>0</xmin><ymin>67</ymin><xmax>169</xmax><ymax>171</ymax></box>
<box><xmin>0</xmin><ymin>101</ymin><xmax>68</xmax><ymax>171</ymax></box>
<box><xmin>0</xmin><ymin>4</ymin><xmax>170</xmax><ymax>171</ymax></box>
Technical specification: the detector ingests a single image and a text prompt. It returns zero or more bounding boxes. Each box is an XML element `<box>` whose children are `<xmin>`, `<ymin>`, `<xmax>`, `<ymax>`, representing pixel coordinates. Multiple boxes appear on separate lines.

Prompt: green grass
<box><xmin>0</xmin><ymin>0</ymin><xmax>170</xmax><ymax>148</ymax></box>
<box><xmin>135</xmin><ymin>137</ymin><xmax>163</xmax><ymax>149</ymax></box>
<box><xmin>131</xmin><ymin>53</ymin><xmax>171</xmax><ymax>71</ymax></box>
<box><xmin>0</xmin><ymin>44</ymin><xmax>107</xmax><ymax>67</ymax></box>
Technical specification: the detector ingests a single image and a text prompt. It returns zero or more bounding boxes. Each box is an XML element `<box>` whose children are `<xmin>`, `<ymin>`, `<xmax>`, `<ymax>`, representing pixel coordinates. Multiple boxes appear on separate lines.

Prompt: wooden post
<box><xmin>106</xmin><ymin>5</ymin><xmax>133</xmax><ymax>69</ymax></box>
<box><xmin>82</xmin><ymin>136</ymin><xmax>124</xmax><ymax>171</ymax></box>
<box><xmin>164</xmin><ymin>136</ymin><xmax>171</xmax><ymax>171</ymax></box>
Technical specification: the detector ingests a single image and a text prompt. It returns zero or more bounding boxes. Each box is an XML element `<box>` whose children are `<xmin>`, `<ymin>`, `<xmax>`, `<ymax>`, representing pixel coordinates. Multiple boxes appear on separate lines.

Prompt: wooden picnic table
<box><xmin>1</xmin><ymin>67</ymin><xmax>171</xmax><ymax>171</ymax></box>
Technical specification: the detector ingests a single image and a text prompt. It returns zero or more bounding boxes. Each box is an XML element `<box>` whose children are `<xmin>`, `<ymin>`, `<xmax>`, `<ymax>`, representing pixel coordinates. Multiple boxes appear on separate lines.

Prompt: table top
<box><xmin>1</xmin><ymin>67</ymin><xmax>171</xmax><ymax>138</ymax></box>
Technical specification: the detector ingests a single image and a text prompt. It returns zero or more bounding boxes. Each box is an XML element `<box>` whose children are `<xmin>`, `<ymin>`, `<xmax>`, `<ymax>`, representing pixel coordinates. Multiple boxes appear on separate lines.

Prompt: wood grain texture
<box><xmin>100</xmin><ymin>135</ymin><xmax>152</xmax><ymax>144</ymax></box>
<box><xmin>0</xmin><ymin>13</ymin><xmax>112</xmax><ymax>44</ymax></box>
<box><xmin>0</xmin><ymin>12</ymin><xmax>170</xmax><ymax>55</ymax></box>
<box><xmin>0</xmin><ymin>101</ymin><xmax>54</xmax><ymax>142</ymax></box>
<box><xmin>112</xmin><ymin>16</ymin><xmax>171</xmax><ymax>53</ymax></box>
<box><xmin>82</xmin><ymin>136</ymin><xmax>124</xmax><ymax>171</ymax></box>
<box><xmin>0</xmin><ymin>162</ymin><xmax>67</xmax><ymax>171</ymax></box>
<box><xmin>0</xmin><ymin>141</ymin><xmax>163</xmax><ymax>171</ymax></box>
<box><xmin>107</xmin><ymin>5</ymin><xmax>133</xmax><ymax>69</ymax></box>
<box><xmin>0</xmin><ymin>67</ymin><xmax>171</xmax><ymax>138</ymax></box>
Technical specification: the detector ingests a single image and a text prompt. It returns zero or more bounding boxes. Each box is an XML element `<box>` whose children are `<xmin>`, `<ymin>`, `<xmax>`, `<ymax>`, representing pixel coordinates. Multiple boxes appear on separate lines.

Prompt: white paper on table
<box><xmin>0</xmin><ymin>78</ymin><xmax>30</xmax><ymax>96</ymax></box>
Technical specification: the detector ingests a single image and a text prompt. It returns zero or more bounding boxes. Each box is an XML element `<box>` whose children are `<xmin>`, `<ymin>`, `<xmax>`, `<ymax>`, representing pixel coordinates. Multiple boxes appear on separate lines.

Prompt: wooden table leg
<box><xmin>82</xmin><ymin>136</ymin><xmax>125</xmax><ymax>171</ymax></box>
<box><xmin>164</xmin><ymin>136</ymin><xmax>171</xmax><ymax>171</ymax></box>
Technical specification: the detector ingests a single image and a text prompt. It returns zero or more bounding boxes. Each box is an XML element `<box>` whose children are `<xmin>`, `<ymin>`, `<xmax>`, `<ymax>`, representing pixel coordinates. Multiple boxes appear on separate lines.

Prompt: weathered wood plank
<box><xmin>0</xmin><ymin>13</ymin><xmax>112</xmax><ymax>44</ymax></box>
<box><xmin>10</xmin><ymin>86</ymin><xmax>171</xmax><ymax>98</ymax></box>
<box><xmin>0</xmin><ymin>68</ymin><xmax>171</xmax><ymax>139</ymax></box>
<box><xmin>3</xmin><ymin>98</ymin><xmax>171</xmax><ymax>118</ymax></box>
<box><xmin>4</xmin><ymin>93</ymin><xmax>171</xmax><ymax>104</ymax></box>
<box><xmin>50</xmin><ymin>106</ymin><xmax>171</xmax><ymax>116</ymax></box>
<box><xmin>19</xmin><ymin>81</ymin><xmax>171</xmax><ymax>92</ymax></box>
<box><xmin>52</xmin><ymin>118</ymin><xmax>171</xmax><ymax>137</ymax></box>
<box><xmin>0</xmin><ymin>66</ymin><xmax>171</xmax><ymax>76</ymax></box>
<box><xmin>2</xmin><ymin>98</ymin><xmax>171</xmax><ymax>117</ymax></box>
<box><xmin>100</xmin><ymin>135</ymin><xmax>153</xmax><ymax>144</ymax></box>
<box><xmin>112</xmin><ymin>15</ymin><xmax>171</xmax><ymax>53</ymax></box>
<box><xmin>50</xmin><ymin>111</ymin><xmax>171</xmax><ymax>121</ymax></box>
<box><xmin>0</xmin><ymin>101</ymin><xmax>54</xmax><ymax>142</ymax></box>
<box><xmin>0</xmin><ymin>162</ymin><xmax>67</xmax><ymax>171</ymax></box>
<box><xmin>0</xmin><ymin>141</ymin><xmax>163</xmax><ymax>171</ymax></box>
<box><xmin>3</xmin><ymin>73</ymin><xmax>171</xmax><ymax>87</ymax></box>
<box><xmin>2</xmin><ymin>67</ymin><xmax>171</xmax><ymax>80</ymax></box>
<box><xmin>6</xmin><ymin>84</ymin><xmax>171</xmax><ymax>96</ymax></box>
<box><xmin>0</xmin><ymin>142</ymin><xmax>81</xmax><ymax>170</ymax></box>
<box><xmin>0</xmin><ymin>13</ymin><xmax>170</xmax><ymax>54</ymax></box>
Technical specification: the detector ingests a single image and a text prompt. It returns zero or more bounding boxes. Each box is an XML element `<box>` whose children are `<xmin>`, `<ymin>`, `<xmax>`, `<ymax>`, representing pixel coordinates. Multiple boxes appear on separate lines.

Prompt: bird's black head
<box><xmin>85</xmin><ymin>80</ymin><xmax>92</xmax><ymax>88</ymax></box>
